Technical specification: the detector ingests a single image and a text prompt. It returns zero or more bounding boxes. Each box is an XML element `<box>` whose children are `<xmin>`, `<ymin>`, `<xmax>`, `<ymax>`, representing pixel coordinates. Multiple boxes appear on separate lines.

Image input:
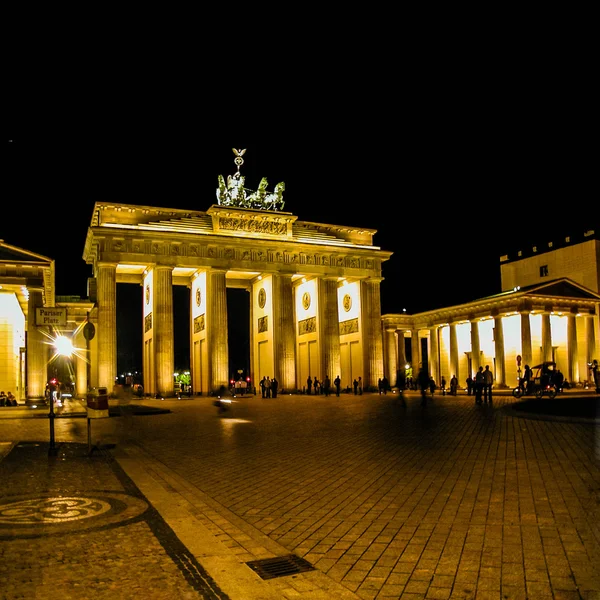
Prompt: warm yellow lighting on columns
<box><xmin>567</xmin><ymin>314</ymin><xmax>579</xmax><ymax>383</ymax></box>
<box><xmin>470</xmin><ymin>320</ymin><xmax>481</xmax><ymax>374</ymax></box>
<box><xmin>154</xmin><ymin>265</ymin><xmax>175</xmax><ymax>397</ymax></box>
<box><xmin>520</xmin><ymin>311</ymin><xmax>533</xmax><ymax>367</ymax></box>
<box><xmin>273</xmin><ymin>274</ymin><xmax>296</xmax><ymax>391</ymax></box>
<box><xmin>26</xmin><ymin>290</ymin><xmax>47</xmax><ymax>404</ymax></box>
<box><xmin>208</xmin><ymin>269</ymin><xmax>229</xmax><ymax>392</ymax></box>
<box><xmin>97</xmin><ymin>263</ymin><xmax>118</xmax><ymax>391</ymax></box>
<box><xmin>361</xmin><ymin>278</ymin><xmax>384</xmax><ymax>388</ymax></box>
<box><xmin>493</xmin><ymin>314</ymin><xmax>506</xmax><ymax>387</ymax></box>
<box><xmin>541</xmin><ymin>313</ymin><xmax>552</xmax><ymax>363</ymax></box>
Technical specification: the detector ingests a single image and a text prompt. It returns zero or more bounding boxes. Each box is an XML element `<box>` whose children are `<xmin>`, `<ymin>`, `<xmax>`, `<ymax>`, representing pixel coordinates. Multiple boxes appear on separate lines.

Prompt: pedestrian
<box><xmin>397</xmin><ymin>371</ymin><xmax>406</xmax><ymax>393</ymax></box>
<box><xmin>353</xmin><ymin>378</ymin><xmax>359</xmax><ymax>395</ymax></box>
<box><xmin>474</xmin><ymin>367</ymin><xmax>484</xmax><ymax>404</ymax></box>
<box><xmin>553</xmin><ymin>369</ymin><xmax>564</xmax><ymax>391</ymax></box>
<box><xmin>441</xmin><ymin>376</ymin><xmax>447</xmax><ymax>396</ymax></box>
<box><xmin>378</xmin><ymin>378</ymin><xmax>383</xmax><ymax>395</ymax></box>
<box><xmin>450</xmin><ymin>375</ymin><xmax>458</xmax><ymax>395</ymax></box>
<box><xmin>382</xmin><ymin>376</ymin><xmax>389</xmax><ymax>394</ymax></box>
<box><xmin>260</xmin><ymin>377</ymin><xmax>266</xmax><ymax>398</ymax></box>
<box><xmin>417</xmin><ymin>367</ymin><xmax>430</xmax><ymax>405</ymax></box>
<box><xmin>264</xmin><ymin>376</ymin><xmax>272</xmax><ymax>398</ymax></box>
<box><xmin>591</xmin><ymin>359</ymin><xmax>600</xmax><ymax>393</ymax></box>
<box><xmin>323</xmin><ymin>375</ymin><xmax>331</xmax><ymax>396</ymax></box>
<box><xmin>522</xmin><ymin>364</ymin><xmax>533</xmax><ymax>394</ymax></box>
<box><xmin>313</xmin><ymin>377</ymin><xmax>321</xmax><ymax>395</ymax></box>
<box><xmin>429</xmin><ymin>377</ymin><xmax>436</xmax><ymax>397</ymax></box>
<box><xmin>306</xmin><ymin>376</ymin><xmax>313</xmax><ymax>395</ymax></box>
<box><xmin>271</xmin><ymin>377</ymin><xmax>278</xmax><ymax>398</ymax></box>
<box><xmin>358</xmin><ymin>377</ymin><xmax>363</xmax><ymax>395</ymax></box>
<box><xmin>334</xmin><ymin>375</ymin><xmax>341</xmax><ymax>396</ymax></box>
<box><xmin>466</xmin><ymin>375</ymin><xmax>473</xmax><ymax>395</ymax></box>
<box><xmin>483</xmin><ymin>365</ymin><xmax>493</xmax><ymax>402</ymax></box>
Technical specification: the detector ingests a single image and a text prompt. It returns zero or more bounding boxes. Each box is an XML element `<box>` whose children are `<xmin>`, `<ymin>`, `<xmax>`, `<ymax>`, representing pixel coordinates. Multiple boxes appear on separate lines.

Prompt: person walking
<box><xmin>357</xmin><ymin>377</ymin><xmax>363</xmax><ymax>395</ymax></box>
<box><xmin>313</xmin><ymin>377</ymin><xmax>321</xmax><ymax>395</ymax></box>
<box><xmin>591</xmin><ymin>359</ymin><xmax>600</xmax><ymax>393</ymax></box>
<box><xmin>353</xmin><ymin>378</ymin><xmax>359</xmax><ymax>395</ymax></box>
<box><xmin>323</xmin><ymin>375</ymin><xmax>331</xmax><ymax>396</ymax></box>
<box><xmin>271</xmin><ymin>377</ymin><xmax>278</xmax><ymax>398</ymax></box>
<box><xmin>522</xmin><ymin>364</ymin><xmax>533</xmax><ymax>394</ymax></box>
<box><xmin>474</xmin><ymin>366</ymin><xmax>485</xmax><ymax>404</ymax></box>
<box><xmin>483</xmin><ymin>365</ymin><xmax>494</xmax><ymax>403</ymax></box>
<box><xmin>441</xmin><ymin>376</ymin><xmax>447</xmax><ymax>396</ymax></box>
<box><xmin>306</xmin><ymin>376</ymin><xmax>313</xmax><ymax>395</ymax></box>
<box><xmin>264</xmin><ymin>376</ymin><xmax>272</xmax><ymax>398</ymax></box>
<box><xmin>466</xmin><ymin>375</ymin><xmax>473</xmax><ymax>395</ymax></box>
<box><xmin>260</xmin><ymin>377</ymin><xmax>266</xmax><ymax>398</ymax></box>
<box><xmin>334</xmin><ymin>375</ymin><xmax>341</xmax><ymax>396</ymax></box>
<box><xmin>450</xmin><ymin>375</ymin><xmax>458</xmax><ymax>395</ymax></box>
<box><xmin>417</xmin><ymin>367</ymin><xmax>430</xmax><ymax>406</ymax></box>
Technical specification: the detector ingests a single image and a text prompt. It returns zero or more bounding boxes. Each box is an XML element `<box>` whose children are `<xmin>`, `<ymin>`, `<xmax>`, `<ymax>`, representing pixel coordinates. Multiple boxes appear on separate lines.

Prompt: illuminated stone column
<box><xmin>319</xmin><ymin>277</ymin><xmax>341</xmax><ymax>384</ymax></box>
<box><xmin>585</xmin><ymin>313</ymin><xmax>597</xmax><ymax>365</ymax></box>
<box><xmin>449</xmin><ymin>323</ymin><xmax>459</xmax><ymax>385</ymax></box>
<box><xmin>411</xmin><ymin>331</ymin><xmax>420</xmax><ymax>374</ymax></box>
<box><xmin>26</xmin><ymin>289</ymin><xmax>46</xmax><ymax>404</ymax></box>
<box><xmin>360</xmin><ymin>278</ymin><xmax>384</xmax><ymax>389</ymax></box>
<box><xmin>541</xmin><ymin>313</ymin><xmax>552</xmax><ymax>363</ymax></box>
<box><xmin>396</xmin><ymin>329</ymin><xmax>406</xmax><ymax>375</ymax></box>
<box><xmin>97</xmin><ymin>263</ymin><xmax>117</xmax><ymax>392</ymax></box>
<box><xmin>207</xmin><ymin>269</ymin><xmax>229</xmax><ymax>392</ymax></box>
<box><xmin>429</xmin><ymin>326</ymin><xmax>439</xmax><ymax>384</ymax></box>
<box><xmin>520</xmin><ymin>311</ymin><xmax>533</xmax><ymax>367</ymax></box>
<box><xmin>385</xmin><ymin>328</ymin><xmax>397</xmax><ymax>387</ymax></box>
<box><xmin>567</xmin><ymin>313</ymin><xmax>578</xmax><ymax>383</ymax></box>
<box><xmin>493</xmin><ymin>313</ymin><xmax>506</xmax><ymax>388</ymax></box>
<box><xmin>74</xmin><ymin>325</ymin><xmax>87</xmax><ymax>397</ymax></box>
<box><xmin>154</xmin><ymin>266</ymin><xmax>174</xmax><ymax>397</ymax></box>
<box><xmin>272</xmin><ymin>273</ymin><xmax>296</xmax><ymax>392</ymax></box>
<box><xmin>470</xmin><ymin>319</ymin><xmax>481</xmax><ymax>374</ymax></box>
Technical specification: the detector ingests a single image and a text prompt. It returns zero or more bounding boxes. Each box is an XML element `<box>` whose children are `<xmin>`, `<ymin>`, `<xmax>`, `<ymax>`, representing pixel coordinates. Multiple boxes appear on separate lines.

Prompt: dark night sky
<box><xmin>5</xmin><ymin>110</ymin><xmax>595</xmax><ymax>371</ymax></box>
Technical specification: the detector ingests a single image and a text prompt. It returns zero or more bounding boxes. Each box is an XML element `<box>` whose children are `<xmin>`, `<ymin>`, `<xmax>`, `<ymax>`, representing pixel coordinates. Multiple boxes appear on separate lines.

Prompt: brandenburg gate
<box><xmin>83</xmin><ymin>151</ymin><xmax>392</xmax><ymax>396</ymax></box>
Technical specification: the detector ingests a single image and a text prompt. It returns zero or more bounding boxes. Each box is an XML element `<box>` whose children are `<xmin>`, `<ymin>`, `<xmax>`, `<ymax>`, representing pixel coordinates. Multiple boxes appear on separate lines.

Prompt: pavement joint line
<box><xmin>114</xmin><ymin>440</ymin><xmax>363</xmax><ymax>599</ymax></box>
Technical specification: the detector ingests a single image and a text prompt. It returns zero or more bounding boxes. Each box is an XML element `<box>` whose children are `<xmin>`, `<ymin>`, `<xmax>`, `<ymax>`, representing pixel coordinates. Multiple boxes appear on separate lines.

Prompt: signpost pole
<box><xmin>48</xmin><ymin>384</ymin><xmax>57</xmax><ymax>456</ymax></box>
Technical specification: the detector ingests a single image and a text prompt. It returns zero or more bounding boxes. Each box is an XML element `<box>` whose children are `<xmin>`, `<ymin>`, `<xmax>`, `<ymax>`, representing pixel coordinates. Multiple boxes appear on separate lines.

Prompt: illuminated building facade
<box><xmin>0</xmin><ymin>240</ymin><xmax>93</xmax><ymax>403</ymax></box>
<box><xmin>382</xmin><ymin>230</ymin><xmax>600</xmax><ymax>389</ymax></box>
<box><xmin>82</xmin><ymin>202</ymin><xmax>392</xmax><ymax>396</ymax></box>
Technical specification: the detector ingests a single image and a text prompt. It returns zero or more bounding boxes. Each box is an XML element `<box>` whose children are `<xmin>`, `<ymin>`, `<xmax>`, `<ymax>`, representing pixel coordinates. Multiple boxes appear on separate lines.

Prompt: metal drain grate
<box><xmin>246</xmin><ymin>554</ymin><xmax>315</xmax><ymax>580</ymax></box>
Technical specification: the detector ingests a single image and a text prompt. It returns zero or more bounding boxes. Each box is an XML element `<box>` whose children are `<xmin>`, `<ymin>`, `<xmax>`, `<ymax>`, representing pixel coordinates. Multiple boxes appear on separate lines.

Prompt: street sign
<box><xmin>36</xmin><ymin>307</ymin><xmax>67</xmax><ymax>326</ymax></box>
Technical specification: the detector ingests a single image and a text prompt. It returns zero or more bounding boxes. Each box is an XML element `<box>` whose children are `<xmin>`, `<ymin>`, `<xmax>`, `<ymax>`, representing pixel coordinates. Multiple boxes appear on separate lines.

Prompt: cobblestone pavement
<box><xmin>0</xmin><ymin>390</ymin><xmax>598</xmax><ymax>599</ymax></box>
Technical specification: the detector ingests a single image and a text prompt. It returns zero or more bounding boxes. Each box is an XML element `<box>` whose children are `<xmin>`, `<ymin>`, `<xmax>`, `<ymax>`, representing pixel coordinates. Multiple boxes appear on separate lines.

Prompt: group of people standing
<box><xmin>466</xmin><ymin>365</ymin><xmax>494</xmax><ymax>404</ymax></box>
<box><xmin>259</xmin><ymin>376</ymin><xmax>278</xmax><ymax>398</ymax></box>
<box><xmin>0</xmin><ymin>391</ymin><xmax>18</xmax><ymax>406</ymax></box>
<box><xmin>306</xmin><ymin>375</ymin><xmax>342</xmax><ymax>396</ymax></box>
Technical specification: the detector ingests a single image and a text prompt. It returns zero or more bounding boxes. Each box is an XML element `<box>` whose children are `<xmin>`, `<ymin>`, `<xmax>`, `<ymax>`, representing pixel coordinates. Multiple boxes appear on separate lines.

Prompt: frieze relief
<box><xmin>298</xmin><ymin>317</ymin><xmax>316</xmax><ymax>335</ymax></box>
<box><xmin>258</xmin><ymin>315</ymin><xmax>268</xmax><ymax>333</ymax></box>
<box><xmin>339</xmin><ymin>318</ymin><xmax>359</xmax><ymax>335</ymax></box>
<box><xmin>219</xmin><ymin>216</ymin><xmax>287</xmax><ymax>236</ymax></box>
<box><xmin>194</xmin><ymin>314</ymin><xmax>205</xmax><ymax>333</ymax></box>
<box><xmin>144</xmin><ymin>313</ymin><xmax>152</xmax><ymax>333</ymax></box>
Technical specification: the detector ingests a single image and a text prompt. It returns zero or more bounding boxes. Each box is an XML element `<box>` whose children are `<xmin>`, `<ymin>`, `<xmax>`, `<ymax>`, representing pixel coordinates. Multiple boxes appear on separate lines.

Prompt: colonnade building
<box><xmin>382</xmin><ymin>229</ymin><xmax>600</xmax><ymax>389</ymax></box>
<box><xmin>1</xmin><ymin>188</ymin><xmax>598</xmax><ymax>402</ymax></box>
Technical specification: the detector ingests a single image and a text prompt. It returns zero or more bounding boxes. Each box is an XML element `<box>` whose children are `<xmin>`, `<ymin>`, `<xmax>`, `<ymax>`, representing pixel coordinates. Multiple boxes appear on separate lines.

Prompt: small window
<box><xmin>540</xmin><ymin>265</ymin><xmax>549</xmax><ymax>277</ymax></box>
